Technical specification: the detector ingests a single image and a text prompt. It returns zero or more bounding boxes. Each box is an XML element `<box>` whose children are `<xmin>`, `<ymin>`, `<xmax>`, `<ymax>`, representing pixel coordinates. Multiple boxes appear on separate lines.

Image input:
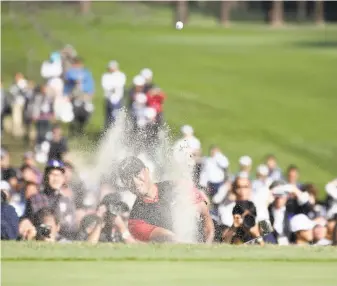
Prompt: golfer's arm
<box><xmin>114</xmin><ymin>216</ymin><xmax>138</xmax><ymax>244</ymax></box>
<box><xmin>199</xmin><ymin>202</ymin><xmax>215</xmax><ymax>244</ymax></box>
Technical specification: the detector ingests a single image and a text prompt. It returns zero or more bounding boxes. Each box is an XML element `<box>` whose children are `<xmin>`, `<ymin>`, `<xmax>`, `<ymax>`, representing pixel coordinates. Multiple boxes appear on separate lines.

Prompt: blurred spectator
<box><xmin>199</xmin><ymin>145</ymin><xmax>229</xmax><ymax>199</ymax></box>
<box><xmin>129</xmin><ymin>74</ymin><xmax>146</xmax><ymax>112</ymax></box>
<box><xmin>24</xmin><ymin>160</ymin><xmax>77</xmax><ymax>239</ymax></box>
<box><xmin>290</xmin><ymin>214</ymin><xmax>314</xmax><ymax>245</ymax></box>
<box><xmin>286</xmin><ymin>164</ymin><xmax>302</xmax><ymax>188</ymax></box>
<box><xmin>1</xmin><ymin>184</ymin><xmax>19</xmax><ymax>240</ymax></box>
<box><xmin>173</xmin><ymin>125</ymin><xmax>202</xmax><ymax>185</ymax></box>
<box><xmin>22</xmin><ymin>152</ymin><xmax>42</xmax><ymax>184</ymax></box>
<box><xmin>222</xmin><ymin>200</ymin><xmax>262</xmax><ymax>245</ymax></box>
<box><xmin>47</xmin><ymin>124</ymin><xmax>69</xmax><ymax>162</ymax></box>
<box><xmin>64</xmin><ymin>57</ymin><xmax>95</xmax><ymax>135</ymax></box>
<box><xmin>325</xmin><ymin>178</ymin><xmax>337</xmax><ymax>220</ymax></box>
<box><xmin>7</xmin><ymin>73</ymin><xmax>29</xmax><ymax>137</ymax></box>
<box><xmin>101</xmin><ymin>60</ymin><xmax>127</xmax><ymax>128</ymax></box>
<box><xmin>237</xmin><ymin>155</ymin><xmax>253</xmax><ymax>179</ymax></box>
<box><xmin>33</xmin><ymin>207</ymin><xmax>68</xmax><ymax>242</ymax></box>
<box><xmin>265</xmin><ymin>154</ymin><xmax>282</xmax><ymax>181</ymax></box>
<box><xmin>24</xmin><ymin>182</ymin><xmax>39</xmax><ymax>201</ymax></box>
<box><xmin>313</xmin><ymin>217</ymin><xmax>332</xmax><ymax>246</ymax></box>
<box><xmin>1</xmin><ymin>147</ymin><xmax>18</xmax><ymax>182</ymax></box>
<box><xmin>146</xmin><ymin>88</ymin><xmax>166</xmax><ymax>125</ymax></box>
<box><xmin>40</xmin><ymin>52</ymin><xmax>64</xmax><ymax>100</ymax></box>
<box><xmin>141</xmin><ymin>68</ymin><xmax>156</xmax><ymax>93</ymax></box>
<box><xmin>61</xmin><ymin>44</ymin><xmax>77</xmax><ymax>73</ymax></box>
<box><xmin>31</xmin><ymin>84</ymin><xmax>54</xmax><ymax>146</ymax></box>
<box><xmin>252</xmin><ymin>164</ymin><xmax>273</xmax><ymax>221</ymax></box>
<box><xmin>1</xmin><ymin>81</ymin><xmax>12</xmax><ymax>132</ymax></box>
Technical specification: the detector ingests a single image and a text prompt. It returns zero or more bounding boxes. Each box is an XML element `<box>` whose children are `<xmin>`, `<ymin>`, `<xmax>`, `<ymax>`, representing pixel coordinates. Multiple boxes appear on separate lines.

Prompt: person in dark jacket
<box><xmin>1</xmin><ymin>187</ymin><xmax>19</xmax><ymax>240</ymax></box>
<box><xmin>24</xmin><ymin>160</ymin><xmax>77</xmax><ymax>239</ymax></box>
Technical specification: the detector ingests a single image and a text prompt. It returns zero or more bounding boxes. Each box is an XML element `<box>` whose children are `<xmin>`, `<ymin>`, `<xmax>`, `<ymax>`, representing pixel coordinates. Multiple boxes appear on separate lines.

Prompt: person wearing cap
<box><xmin>118</xmin><ymin>156</ymin><xmax>214</xmax><ymax>243</ymax></box>
<box><xmin>290</xmin><ymin>213</ymin><xmax>314</xmax><ymax>245</ymax></box>
<box><xmin>140</xmin><ymin>68</ymin><xmax>156</xmax><ymax>93</ymax></box>
<box><xmin>23</xmin><ymin>160</ymin><xmax>77</xmax><ymax>240</ymax></box>
<box><xmin>101</xmin><ymin>60</ymin><xmax>127</xmax><ymax>128</ymax></box>
<box><xmin>129</xmin><ymin>74</ymin><xmax>146</xmax><ymax>110</ymax></box>
<box><xmin>237</xmin><ymin>155</ymin><xmax>252</xmax><ymax>179</ymax></box>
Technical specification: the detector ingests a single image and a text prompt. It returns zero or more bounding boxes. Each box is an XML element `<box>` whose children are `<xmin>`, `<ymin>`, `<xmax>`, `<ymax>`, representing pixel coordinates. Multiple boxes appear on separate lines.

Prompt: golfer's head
<box><xmin>118</xmin><ymin>156</ymin><xmax>150</xmax><ymax>196</ymax></box>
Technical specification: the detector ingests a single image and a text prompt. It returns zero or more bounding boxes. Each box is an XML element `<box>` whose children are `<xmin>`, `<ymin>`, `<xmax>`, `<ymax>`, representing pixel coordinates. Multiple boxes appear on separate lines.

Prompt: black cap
<box><xmin>118</xmin><ymin>156</ymin><xmax>145</xmax><ymax>186</ymax></box>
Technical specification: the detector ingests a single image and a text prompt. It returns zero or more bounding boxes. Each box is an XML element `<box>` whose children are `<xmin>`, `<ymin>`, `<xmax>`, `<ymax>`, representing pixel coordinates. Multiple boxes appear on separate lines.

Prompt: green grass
<box><xmin>1</xmin><ymin>3</ymin><xmax>337</xmax><ymax>194</ymax></box>
<box><xmin>2</xmin><ymin>242</ymin><xmax>337</xmax><ymax>286</ymax></box>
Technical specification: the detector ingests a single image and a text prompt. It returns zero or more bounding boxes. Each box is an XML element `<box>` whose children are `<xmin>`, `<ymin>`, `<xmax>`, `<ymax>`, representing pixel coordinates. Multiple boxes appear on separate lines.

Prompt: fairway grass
<box><xmin>2</xmin><ymin>243</ymin><xmax>337</xmax><ymax>286</ymax></box>
<box><xmin>1</xmin><ymin>3</ymin><xmax>337</xmax><ymax>193</ymax></box>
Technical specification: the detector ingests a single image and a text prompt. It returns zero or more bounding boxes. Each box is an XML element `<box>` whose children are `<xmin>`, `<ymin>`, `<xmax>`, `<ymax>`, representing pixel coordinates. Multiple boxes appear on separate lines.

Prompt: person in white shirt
<box><xmin>101</xmin><ymin>60</ymin><xmax>127</xmax><ymax>128</ymax></box>
<box><xmin>252</xmin><ymin>164</ymin><xmax>273</xmax><ymax>221</ymax></box>
<box><xmin>237</xmin><ymin>155</ymin><xmax>252</xmax><ymax>179</ymax></box>
<box><xmin>199</xmin><ymin>145</ymin><xmax>229</xmax><ymax>199</ymax></box>
<box><xmin>40</xmin><ymin>52</ymin><xmax>63</xmax><ymax>98</ymax></box>
<box><xmin>313</xmin><ymin>218</ymin><xmax>332</xmax><ymax>246</ymax></box>
<box><xmin>265</xmin><ymin>154</ymin><xmax>283</xmax><ymax>181</ymax></box>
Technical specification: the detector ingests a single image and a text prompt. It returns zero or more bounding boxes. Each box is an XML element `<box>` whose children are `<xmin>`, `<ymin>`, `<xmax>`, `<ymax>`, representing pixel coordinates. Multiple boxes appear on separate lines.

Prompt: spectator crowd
<box><xmin>1</xmin><ymin>45</ymin><xmax>336</xmax><ymax>246</ymax></box>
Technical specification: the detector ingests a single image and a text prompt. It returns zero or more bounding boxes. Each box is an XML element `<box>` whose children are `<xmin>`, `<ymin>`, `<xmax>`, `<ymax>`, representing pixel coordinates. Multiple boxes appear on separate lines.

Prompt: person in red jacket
<box><xmin>146</xmin><ymin>88</ymin><xmax>166</xmax><ymax>125</ymax></box>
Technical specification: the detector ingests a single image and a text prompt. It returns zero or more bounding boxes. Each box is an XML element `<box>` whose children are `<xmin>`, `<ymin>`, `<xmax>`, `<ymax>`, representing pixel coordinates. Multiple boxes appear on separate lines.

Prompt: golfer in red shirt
<box><xmin>118</xmin><ymin>156</ymin><xmax>214</xmax><ymax>243</ymax></box>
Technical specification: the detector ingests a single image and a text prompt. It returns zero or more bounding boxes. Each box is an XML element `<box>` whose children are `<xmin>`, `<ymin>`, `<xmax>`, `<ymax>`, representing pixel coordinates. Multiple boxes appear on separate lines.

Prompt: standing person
<box><xmin>199</xmin><ymin>145</ymin><xmax>229</xmax><ymax>200</ymax></box>
<box><xmin>47</xmin><ymin>124</ymin><xmax>69</xmax><ymax>162</ymax></box>
<box><xmin>118</xmin><ymin>156</ymin><xmax>214</xmax><ymax>243</ymax></box>
<box><xmin>286</xmin><ymin>164</ymin><xmax>302</xmax><ymax>188</ymax></box>
<box><xmin>265</xmin><ymin>154</ymin><xmax>282</xmax><ymax>181</ymax></box>
<box><xmin>101</xmin><ymin>60</ymin><xmax>127</xmax><ymax>128</ymax></box>
<box><xmin>64</xmin><ymin>57</ymin><xmax>95</xmax><ymax>136</ymax></box>
<box><xmin>31</xmin><ymin>84</ymin><xmax>54</xmax><ymax>148</ymax></box>
<box><xmin>140</xmin><ymin>68</ymin><xmax>156</xmax><ymax>93</ymax></box>
<box><xmin>237</xmin><ymin>156</ymin><xmax>253</xmax><ymax>179</ymax></box>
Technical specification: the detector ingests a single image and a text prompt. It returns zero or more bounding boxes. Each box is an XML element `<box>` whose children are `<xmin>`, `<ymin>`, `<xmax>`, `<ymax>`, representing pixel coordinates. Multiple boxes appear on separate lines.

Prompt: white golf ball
<box><xmin>176</xmin><ymin>21</ymin><xmax>183</xmax><ymax>30</ymax></box>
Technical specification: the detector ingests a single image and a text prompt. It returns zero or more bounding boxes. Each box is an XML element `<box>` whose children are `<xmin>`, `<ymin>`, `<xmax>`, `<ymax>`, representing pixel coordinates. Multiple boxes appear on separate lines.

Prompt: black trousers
<box><xmin>36</xmin><ymin>120</ymin><xmax>51</xmax><ymax>144</ymax></box>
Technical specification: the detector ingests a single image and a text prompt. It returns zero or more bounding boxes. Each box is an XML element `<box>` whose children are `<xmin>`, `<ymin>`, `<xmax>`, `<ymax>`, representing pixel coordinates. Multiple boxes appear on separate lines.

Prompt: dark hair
<box><xmin>52</xmin><ymin>124</ymin><xmax>61</xmax><ymax>131</ymax></box>
<box><xmin>33</xmin><ymin>207</ymin><xmax>60</xmax><ymax>227</ymax></box>
<box><xmin>232</xmin><ymin>176</ymin><xmax>250</xmax><ymax>195</ymax></box>
<box><xmin>64</xmin><ymin>161</ymin><xmax>74</xmax><ymax>169</ymax></box>
<box><xmin>301</xmin><ymin>183</ymin><xmax>318</xmax><ymax>200</ymax></box>
<box><xmin>117</xmin><ymin>201</ymin><xmax>130</xmax><ymax>213</ymax></box>
<box><xmin>287</xmin><ymin>164</ymin><xmax>299</xmax><ymax>173</ymax></box>
<box><xmin>232</xmin><ymin>201</ymin><xmax>257</xmax><ymax>217</ymax></box>
<box><xmin>118</xmin><ymin>157</ymin><xmax>145</xmax><ymax>186</ymax></box>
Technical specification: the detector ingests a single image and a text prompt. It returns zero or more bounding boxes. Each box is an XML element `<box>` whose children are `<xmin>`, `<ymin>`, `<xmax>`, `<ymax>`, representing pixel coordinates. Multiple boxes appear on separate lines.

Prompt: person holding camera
<box><xmin>23</xmin><ymin>160</ymin><xmax>77</xmax><ymax>240</ymax></box>
<box><xmin>222</xmin><ymin>201</ymin><xmax>264</xmax><ymax>245</ymax></box>
<box><xmin>33</xmin><ymin>208</ymin><xmax>68</xmax><ymax>242</ymax></box>
<box><xmin>76</xmin><ymin>194</ymin><xmax>137</xmax><ymax>244</ymax></box>
<box><xmin>118</xmin><ymin>156</ymin><xmax>214</xmax><ymax>243</ymax></box>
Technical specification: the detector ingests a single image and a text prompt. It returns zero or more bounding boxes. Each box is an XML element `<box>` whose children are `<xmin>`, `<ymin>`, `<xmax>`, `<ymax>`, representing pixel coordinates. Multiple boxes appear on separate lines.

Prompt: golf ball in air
<box><xmin>176</xmin><ymin>21</ymin><xmax>183</xmax><ymax>30</ymax></box>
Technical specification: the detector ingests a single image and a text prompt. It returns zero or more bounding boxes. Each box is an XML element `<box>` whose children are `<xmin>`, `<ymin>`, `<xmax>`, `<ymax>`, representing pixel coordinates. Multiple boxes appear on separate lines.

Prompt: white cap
<box><xmin>0</xmin><ymin>180</ymin><xmax>10</xmax><ymax>191</ymax></box>
<box><xmin>108</xmin><ymin>60</ymin><xmax>119</xmax><ymax>70</ymax></box>
<box><xmin>290</xmin><ymin>214</ymin><xmax>315</xmax><ymax>233</ymax></box>
<box><xmin>257</xmin><ymin>164</ymin><xmax>269</xmax><ymax>176</ymax></box>
<box><xmin>181</xmin><ymin>125</ymin><xmax>194</xmax><ymax>136</ymax></box>
<box><xmin>140</xmin><ymin>68</ymin><xmax>153</xmax><ymax>81</ymax></box>
<box><xmin>133</xmin><ymin>75</ymin><xmax>145</xmax><ymax>86</ymax></box>
<box><xmin>239</xmin><ymin>155</ymin><xmax>252</xmax><ymax>166</ymax></box>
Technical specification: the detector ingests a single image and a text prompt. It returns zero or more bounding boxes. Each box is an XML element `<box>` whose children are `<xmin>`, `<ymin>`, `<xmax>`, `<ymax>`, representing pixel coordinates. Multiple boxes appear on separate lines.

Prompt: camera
<box><xmin>107</xmin><ymin>203</ymin><xmax>122</xmax><ymax>217</ymax></box>
<box><xmin>232</xmin><ymin>201</ymin><xmax>257</xmax><ymax>230</ymax></box>
<box><xmin>243</xmin><ymin>214</ymin><xmax>256</xmax><ymax>229</ymax></box>
<box><xmin>36</xmin><ymin>224</ymin><xmax>51</xmax><ymax>238</ymax></box>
